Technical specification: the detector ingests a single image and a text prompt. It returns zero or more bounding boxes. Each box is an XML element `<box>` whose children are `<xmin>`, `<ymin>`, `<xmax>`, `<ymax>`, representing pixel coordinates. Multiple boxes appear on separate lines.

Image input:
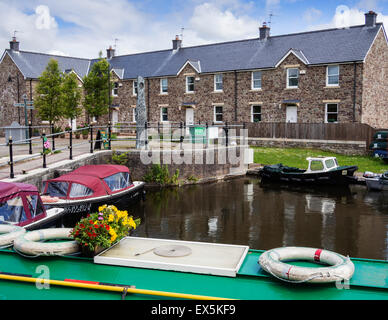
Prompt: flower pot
<box><xmin>80</xmin><ymin>244</ymin><xmax>106</xmax><ymax>257</ymax></box>
<box><xmin>82</xmin><ymin>134</ymin><xmax>88</xmax><ymax>139</ymax></box>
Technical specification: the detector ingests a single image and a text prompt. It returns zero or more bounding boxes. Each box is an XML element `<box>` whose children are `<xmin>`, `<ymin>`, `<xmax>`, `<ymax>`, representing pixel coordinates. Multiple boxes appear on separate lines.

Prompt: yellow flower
<box><xmin>98</xmin><ymin>205</ymin><xmax>107</xmax><ymax>212</ymax></box>
<box><xmin>109</xmin><ymin>228</ymin><xmax>117</xmax><ymax>242</ymax></box>
<box><xmin>108</xmin><ymin>214</ymin><xmax>114</xmax><ymax>222</ymax></box>
<box><xmin>128</xmin><ymin>217</ymin><xmax>136</xmax><ymax>229</ymax></box>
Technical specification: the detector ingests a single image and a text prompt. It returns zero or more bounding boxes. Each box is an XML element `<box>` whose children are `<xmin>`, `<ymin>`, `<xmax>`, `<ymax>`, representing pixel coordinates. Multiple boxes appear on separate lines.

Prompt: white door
<box><xmin>112</xmin><ymin>110</ymin><xmax>119</xmax><ymax>132</ymax></box>
<box><xmin>186</xmin><ymin>108</ymin><xmax>194</xmax><ymax>125</ymax></box>
<box><xmin>286</xmin><ymin>106</ymin><xmax>297</xmax><ymax>123</ymax></box>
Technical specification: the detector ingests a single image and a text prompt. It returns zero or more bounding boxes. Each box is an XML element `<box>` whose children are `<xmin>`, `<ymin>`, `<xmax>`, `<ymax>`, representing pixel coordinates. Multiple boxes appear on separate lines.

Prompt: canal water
<box><xmin>123</xmin><ymin>177</ymin><xmax>388</xmax><ymax>260</ymax></box>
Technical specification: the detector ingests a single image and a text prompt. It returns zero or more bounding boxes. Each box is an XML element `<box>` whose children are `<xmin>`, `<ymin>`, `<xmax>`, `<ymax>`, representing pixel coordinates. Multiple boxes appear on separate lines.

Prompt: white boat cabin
<box><xmin>305</xmin><ymin>157</ymin><xmax>339</xmax><ymax>173</ymax></box>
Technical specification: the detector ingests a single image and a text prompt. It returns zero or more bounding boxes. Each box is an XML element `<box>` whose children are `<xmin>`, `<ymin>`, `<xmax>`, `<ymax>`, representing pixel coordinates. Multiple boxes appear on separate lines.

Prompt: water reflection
<box><xmin>121</xmin><ymin>178</ymin><xmax>388</xmax><ymax>260</ymax></box>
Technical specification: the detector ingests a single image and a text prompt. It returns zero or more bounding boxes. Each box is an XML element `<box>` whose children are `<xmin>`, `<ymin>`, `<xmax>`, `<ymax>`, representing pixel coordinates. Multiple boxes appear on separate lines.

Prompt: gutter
<box><xmin>353</xmin><ymin>62</ymin><xmax>357</xmax><ymax>122</ymax></box>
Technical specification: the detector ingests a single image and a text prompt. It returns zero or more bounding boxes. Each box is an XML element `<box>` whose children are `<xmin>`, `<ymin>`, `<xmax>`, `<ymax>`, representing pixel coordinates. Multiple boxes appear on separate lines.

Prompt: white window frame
<box><xmin>213</xmin><ymin>106</ymin><xmax>223</xmax><ymax>123</ymax></box>
<box><xmin>287</xmin><ymin>68</ymin><xmax>299</xmax><ymax>89</ymax></box>
<box><xmin>186</xmin><ymin>76</ymin><xmax>195</xmax><ymax>93</ymax></box>
<box><xmin>325</xmin><ymin>103</ymin><xmax>338</xmax><ymax>123</ymax></box>
<box><xmin>133</xmin><ymin>80</ymin><xmax>138</xmax><ymax>96</ymax></box>
<box><xmin>214</xmin><ymin>74</ymin><xmax>223</xmax><ymax>92</ymax></box>
<box><xmin>112</xmin><ymin>82</ymin><xmax>119</xmax><ymax>96</ymax></box>
<box><xmin>251</xmin><ymin>71</ymin><xmax>262</xmax><ymax>90</ymax></box>
<box><xmin>132</xmin><ymin>108</ymin><xmax>136</xmax><ymax>123</ymax></box>
<box><xmin>251</xmin><ymin>105</ymin><xmax>262</xmax><ymax>123</ymax></box>
<box><xmin>160</xmin><ymin>107</ymin><xmax>168</xmax><ymax>122</ymax></box>
<box><xmin>160</xmin><ymin>78</ymin><xmax>168</xmax><ymax>94</ymax></box>
<box><xmin>326</xmin><ymin>65</ymin><xmax>339</xmax><ymax>86</ymax></box>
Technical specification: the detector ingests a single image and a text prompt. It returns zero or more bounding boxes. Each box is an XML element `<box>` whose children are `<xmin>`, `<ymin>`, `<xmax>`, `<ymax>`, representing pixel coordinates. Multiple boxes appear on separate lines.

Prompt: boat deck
<box><xmin>0</xmin><ymin>248</ymin><xmax>386</xmax><ymax>300</ymax></box>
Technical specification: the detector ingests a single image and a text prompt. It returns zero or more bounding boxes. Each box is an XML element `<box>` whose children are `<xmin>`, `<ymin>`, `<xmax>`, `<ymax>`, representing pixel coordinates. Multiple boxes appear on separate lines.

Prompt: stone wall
<box><xmin>362</xmin><ymin>28</ymin><xmax>388</xmax><ymax>128</ymax></box>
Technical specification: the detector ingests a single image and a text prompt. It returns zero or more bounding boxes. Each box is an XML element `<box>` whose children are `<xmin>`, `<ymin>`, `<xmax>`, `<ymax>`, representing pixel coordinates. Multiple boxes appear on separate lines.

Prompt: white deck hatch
<box><xmin>94</xmin><ymin>237</ymin><xmax>249</xmax><ymax>277</ymax></box>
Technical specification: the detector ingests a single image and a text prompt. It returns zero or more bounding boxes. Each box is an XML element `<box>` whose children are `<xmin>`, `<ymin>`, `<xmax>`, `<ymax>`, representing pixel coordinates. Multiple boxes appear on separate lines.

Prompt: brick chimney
<box><xmin>9</xmin><ymin>36</ymin><xmax>19</xmax><ymax>51</ymax></box>
<box><xmin>259</xmin><ymin>22</ymin><xmax>270</xmax><ymax>40</ymax></box>
<box><xmin>172</xmin><ymin>35</ymin><xmax>182</xmax><ymax>50</ymax></box>
<box><xmin>106</xmin><ymin>46</ymin><xmax>115</xmax><ymax>59</ymax></box>
<box><xmin>365</xmin><ymin>11</ymin><xmax>377</xmax><ymax>27</ymax></box>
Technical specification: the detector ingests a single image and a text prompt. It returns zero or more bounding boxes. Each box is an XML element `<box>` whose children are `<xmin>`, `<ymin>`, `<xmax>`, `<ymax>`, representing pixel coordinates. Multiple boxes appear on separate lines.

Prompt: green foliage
<box><xmin>62</xmin><ymin>72</ymin><xmax>82</xmax><ymax>122</ymax></box>
<box><xmin>111</xmin><ymin>151</ymin><xmax>128</xmax><ymax>166</ymax></box>
<box><xmin>143</xmin><ymin>164</ymin><xmax>180</xmax><ymax>186</ymax></box>
<box><xmin>186</xmin><ymin>175</ymin><xmax>198</xmax><ymax>183</ymax></box>
<box><xmin>34</xmin><ymin>59</ymin><xmax>63</xmax><ymax>125</ymax></box>
<box><xmin>252</xmin><ymin>147</ymin><xmax>388</xmax><ymax>173</ymax></box>
<box><xmin>82</xmin><ymin>58</ymin><xmax>111</xmax><ymax>118</ymax></box>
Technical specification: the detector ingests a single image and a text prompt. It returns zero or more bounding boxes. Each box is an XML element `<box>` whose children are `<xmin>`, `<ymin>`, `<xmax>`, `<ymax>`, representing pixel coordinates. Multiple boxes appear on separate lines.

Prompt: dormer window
<box><xmin>186</xmin><ymin>76</ymin><xmax>195</xmax><ymax>93</ymax></box>
<box><xmin>112</xmin><ymin>82</ymin><xmax>119</xmax><ymax>96</ymax></box>
<box><xmin>326</xmin><ymin>65</ymin><xmax>339</xmax><ymax>86</ymax></box>
<box><xmin>287</xmin><ymin>68</ymin><xmax>299</xmax><ymax>88</ymax></box>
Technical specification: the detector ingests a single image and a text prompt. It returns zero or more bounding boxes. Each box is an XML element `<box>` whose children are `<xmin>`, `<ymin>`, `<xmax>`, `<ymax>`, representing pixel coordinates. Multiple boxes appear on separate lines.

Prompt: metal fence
<box><xmin>1</xmin><ymin>121</ymin><xmax>246</xmax><ymax>179</ymax></box>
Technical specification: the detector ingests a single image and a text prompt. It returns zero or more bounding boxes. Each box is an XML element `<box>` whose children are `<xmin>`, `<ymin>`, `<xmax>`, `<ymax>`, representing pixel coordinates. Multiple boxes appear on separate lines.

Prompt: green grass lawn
<box><xmin>252</xmin><ymin>147</ymin><xmax>388</xmax><ymax>173</ymax></box>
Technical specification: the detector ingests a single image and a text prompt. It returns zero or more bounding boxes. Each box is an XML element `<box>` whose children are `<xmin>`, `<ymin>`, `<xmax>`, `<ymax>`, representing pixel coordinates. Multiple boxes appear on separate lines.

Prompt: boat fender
<box><xmin>13</xmin><ymin>228</ymin><xmax>80</xmax><ymax>257</ymax></box>
<box><xmin>0</xmin><ymin>225</ymin><xmax>26</xmax><ymax>248</ymax></box>
<box><xmin>258</xmin><ymin>247</ymin><xmax>355</xmax><ymax>284</ymax></box>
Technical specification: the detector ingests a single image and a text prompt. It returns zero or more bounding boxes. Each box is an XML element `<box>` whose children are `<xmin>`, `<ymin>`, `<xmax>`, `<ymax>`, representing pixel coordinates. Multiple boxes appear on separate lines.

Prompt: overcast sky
<box><xmin>0</xmin><ymin>0</ymin><xmax>387</xmax><ymax>58</ymax></box>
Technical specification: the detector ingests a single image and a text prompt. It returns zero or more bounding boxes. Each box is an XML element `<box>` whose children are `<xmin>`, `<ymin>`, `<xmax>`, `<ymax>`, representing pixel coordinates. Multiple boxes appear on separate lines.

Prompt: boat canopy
<box><xmin>43</xmin><ymin>165</ymin><xmax>133</xmax><ymax>200</ymax></box>
<box><xmin>0</xmin><ymin>182</ymin><xmax>46</xmax><ymax>226</ymax></box>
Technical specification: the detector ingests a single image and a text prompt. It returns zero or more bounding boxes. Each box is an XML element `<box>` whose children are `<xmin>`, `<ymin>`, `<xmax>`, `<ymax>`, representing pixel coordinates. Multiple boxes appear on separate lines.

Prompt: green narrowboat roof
<box><xmin>0</xmin><ymin>248</ymin><xmax>387</xmax><ymax>300</ymax></box>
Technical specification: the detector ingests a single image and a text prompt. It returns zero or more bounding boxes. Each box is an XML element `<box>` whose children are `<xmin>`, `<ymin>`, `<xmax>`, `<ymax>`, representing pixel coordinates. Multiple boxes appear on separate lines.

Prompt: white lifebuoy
<box><xmin>13</xmin><ymin>228</ymin><xmax>80</xmax><ymax>256</ymax></box>
<box><xmin>0</xmin><ymin>225</ymin><xmax>26</xmax><ymax>247</ymax></box>
<box><xmin>258</xmin><ymin>247</ymin><xmax>355</xmax><ymax>283</ymax></box>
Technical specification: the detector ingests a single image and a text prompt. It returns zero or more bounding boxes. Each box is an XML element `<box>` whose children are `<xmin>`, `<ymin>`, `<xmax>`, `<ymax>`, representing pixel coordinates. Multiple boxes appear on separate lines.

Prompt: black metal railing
<box><xmin>1</xmin><ymin>121</ymin><xmax>247</xmax><ymax>179</ymax></box>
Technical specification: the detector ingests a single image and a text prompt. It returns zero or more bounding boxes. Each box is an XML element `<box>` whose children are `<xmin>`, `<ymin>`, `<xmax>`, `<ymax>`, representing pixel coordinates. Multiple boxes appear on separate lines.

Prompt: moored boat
<box><xmin>0</xmin><ymin>235</ymin><xmax>386</xmax><ymax>300</ymax></box>
<box><xmin>41</xmin><ymin>165</ymin><xmax>145</xmax><ymax>215</ymax></box>
<box><xmin>364</xmin><ymin>171</ymin><xmax>388</xmax><ymax>191</ymax></box>
<box><xmin>259</xmin><ymin>157</ymin><xmax>358</xmax><ymax>185</ymax></box>
<box><xmin>0</xmin><ymin>181</ymin><xmax>65</xmax><ymax>231</ymax></box>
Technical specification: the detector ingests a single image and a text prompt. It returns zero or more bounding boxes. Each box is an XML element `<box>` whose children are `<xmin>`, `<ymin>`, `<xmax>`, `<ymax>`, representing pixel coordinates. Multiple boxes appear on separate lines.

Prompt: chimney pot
<box><xmin>259</xmin><ymin>22</ymin><xmax>270</xmax><ymax>40</ymax></box>
<box><xmin>107</xmin><ymin>46</ymin><xmax>115</xmax><ymax>59</ymax></box>
<box><xmin>365</xmin><ymin>10</ymin><xmax>377</xmax><ymax>27</ymax></box>
<box><xmin>172</xmin><ymin>35</ymin><xmax>182</xmax><ymax>50</ymax></box>
<box><xmin>9</xmin><ymin>36</ymin><xmax>19</xmax><ymax>51</ymax></box>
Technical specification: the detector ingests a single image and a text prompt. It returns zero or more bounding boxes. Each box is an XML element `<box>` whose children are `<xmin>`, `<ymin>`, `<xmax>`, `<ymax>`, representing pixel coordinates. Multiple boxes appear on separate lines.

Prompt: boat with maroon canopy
<box><xmin>0</xmin><ymin>182</ymin><xmax>64</xmax><ymax>230</ymax></box>
<box><xmin>41</xmin><ymin>165</ymin><xmax>145</xmax><ymax>214</ymax></box>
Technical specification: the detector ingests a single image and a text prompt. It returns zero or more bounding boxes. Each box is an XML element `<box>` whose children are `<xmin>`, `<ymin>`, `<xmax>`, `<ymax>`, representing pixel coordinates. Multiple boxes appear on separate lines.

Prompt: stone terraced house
<box><xmin>0</xmin><ymin>11</ymin><xmax>387</xmax><ymax>131</ymax></box>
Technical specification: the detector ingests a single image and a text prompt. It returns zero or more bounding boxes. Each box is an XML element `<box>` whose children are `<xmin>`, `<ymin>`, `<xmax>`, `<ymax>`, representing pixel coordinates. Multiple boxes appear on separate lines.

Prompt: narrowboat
<box><xmin>41</xmin><ymin>165</ymin><xmax>145</xmax><ymax>214</ymax></box>
<box><xmin>0</xmin><ymin>182</ymin><xmax>64</xmax><ymax>231</ymax></box>
<box><xmin>259</xmin><ymin>157</ymin><xmax>358</xmax><ymax>185</ymax></box>
<box><xmin>0</xmin><ymin>234</ymin><xmax>386</xmax><ymax>300</ymax></box>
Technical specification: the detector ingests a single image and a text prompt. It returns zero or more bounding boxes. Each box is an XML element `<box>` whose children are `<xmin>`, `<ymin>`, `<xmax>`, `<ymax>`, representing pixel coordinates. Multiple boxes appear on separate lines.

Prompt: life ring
<box><xmin>13</xmin><ymin>228</ymin><xmax>80</xmax><ymax>256</ymax></box>
<box><xmin>0</xmin><ymin>225</ymin><xmax>26</xmax><ymax>247</ymax></box>
<box><xmin>258</xmin><ymin>247</ymin><xmax>355</xmax><ymax>283</ymax></box>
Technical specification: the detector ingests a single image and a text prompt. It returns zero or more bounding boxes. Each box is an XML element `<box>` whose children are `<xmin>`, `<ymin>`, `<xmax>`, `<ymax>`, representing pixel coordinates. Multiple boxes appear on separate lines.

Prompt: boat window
<box><xmin>0</xmin><ymin>196</ymin><xmax>27</xmax><ymax>223</ymax></box>
<box><xmin>103</xmin><ymin>172</ymin><xmax>132</xmax><ymax>192</ymax></box>
<box><xmin>47</xmin><ymin>182</ymin><xmax>69</xmax><ymax>198</ymax></box>
<box><xmin>310</xmin><ymin>160</ymin><xmax>324</xmax><ymax>171</ymax></box>
<box><xmin>25</xmin><ymin>195</ymin><xmax>44</xmax><ymax>218</ymax></box>
<box><xmin>69</xmin><ymin>183</ymin><xmax>94</xmax><ymax>198</ymax></box>
<box><xmin>325</xmin><ymin>159</ymin><xmax>336</xmax><ymax>169</ymax></box>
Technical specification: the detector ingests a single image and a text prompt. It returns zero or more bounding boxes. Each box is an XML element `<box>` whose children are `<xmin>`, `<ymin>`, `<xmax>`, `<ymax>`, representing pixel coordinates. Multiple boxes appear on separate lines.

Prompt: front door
<box><xmin>186</xmin><ymin>108</ymin><xmax>194</xmax><ymax>125</ymax></box>
<box><xmin>286</xmin><ymin>106</ymin><xmax>297</xmax><ymax>123</ymax></box>
<box><xmin>112</xmin><ymin>110</ymin><xmax>119</xmax><ymax>132</ymax></box>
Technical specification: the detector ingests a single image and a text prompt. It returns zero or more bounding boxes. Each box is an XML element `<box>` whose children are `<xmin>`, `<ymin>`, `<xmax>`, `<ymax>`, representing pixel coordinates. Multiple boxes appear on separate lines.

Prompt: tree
<box><xmin>34</xmin><ymin>59</ymin><xmax>63</xmax><ymax>127</ymax></box>
<box><xmin>62</xmin><ymin>72</ymin><xmax>82</xmax><ymax>128</ymax></box>
<box><xmin>82</xmin><ymin>57</ymin><xmax>111</xmax><ymax>121</ymax></box>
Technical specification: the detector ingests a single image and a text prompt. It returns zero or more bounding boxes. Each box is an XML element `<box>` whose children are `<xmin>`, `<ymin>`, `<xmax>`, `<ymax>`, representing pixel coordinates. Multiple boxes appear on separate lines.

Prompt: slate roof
<box><xmin>2</xmin><ymin>23</ymin><xmax>385</xmax><ymax>81</ymax></box>
<box><xmin>3</xmin><ymin>50</ymin><xmax>90</xmax><ymax>79</ymax></box>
